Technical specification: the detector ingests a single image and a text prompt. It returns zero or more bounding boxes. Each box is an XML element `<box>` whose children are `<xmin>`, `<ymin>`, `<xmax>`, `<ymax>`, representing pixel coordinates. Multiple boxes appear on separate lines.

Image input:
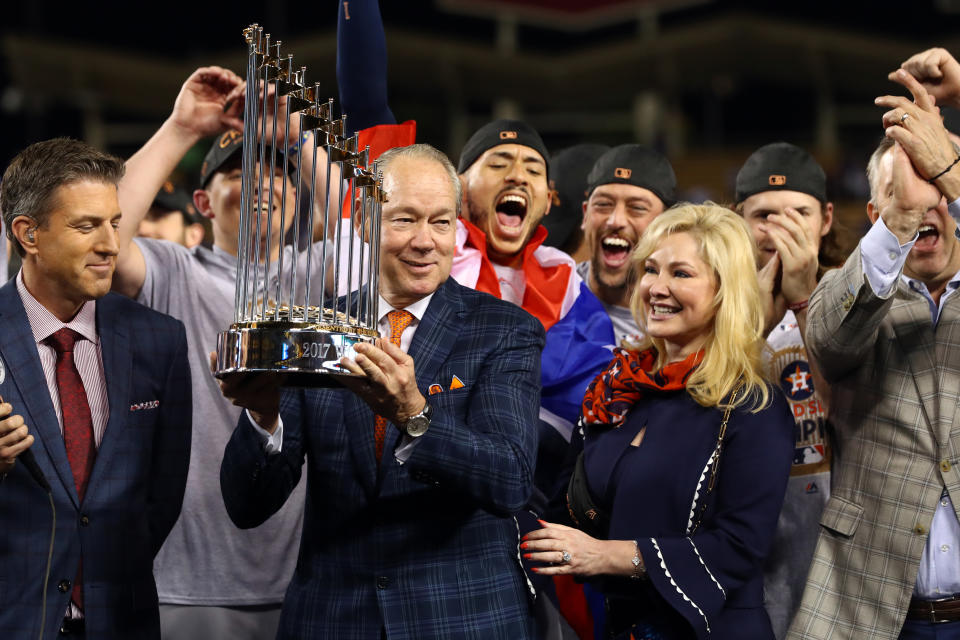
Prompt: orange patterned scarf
<box><xmin>582</xmin><ymin>347</ymin><xmax>704</xmax><ymax>426</ymax></box>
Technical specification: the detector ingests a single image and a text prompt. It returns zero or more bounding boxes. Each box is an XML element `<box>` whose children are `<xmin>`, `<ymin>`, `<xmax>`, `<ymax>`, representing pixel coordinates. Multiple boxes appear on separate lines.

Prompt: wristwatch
<box><xmin>403</xmin><ymin>402</ymin><xmax>432</xmax><ymax>438</ymax></box>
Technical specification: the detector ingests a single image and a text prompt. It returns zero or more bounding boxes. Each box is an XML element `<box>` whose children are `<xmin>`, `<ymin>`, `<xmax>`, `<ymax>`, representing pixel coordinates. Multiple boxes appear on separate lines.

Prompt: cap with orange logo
<box><xmin>457</xmin><ymin>119</ymin><xmax>551</xmax><ymax>177</ymax></box>
<box><xmin>199</xmin><ymin>130</ymin><xmax>294</xmax><ymax>187</ymax></box>
<box><xmin>585</xmin><ymin>144</ymin><xmax>676</xmax><ymax>207</ymax></box>
<box><xmin>735</xmin><ymin>142</ymin><xmax>827</xmax><ymax>204</ymax></box>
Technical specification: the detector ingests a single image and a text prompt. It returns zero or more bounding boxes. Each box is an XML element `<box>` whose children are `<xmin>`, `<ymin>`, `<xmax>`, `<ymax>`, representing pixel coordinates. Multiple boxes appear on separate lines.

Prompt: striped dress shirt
<box><xmin>16</xmin><ymin>272</ymin><xmax>110</xmax><ymax>445</ymax></box>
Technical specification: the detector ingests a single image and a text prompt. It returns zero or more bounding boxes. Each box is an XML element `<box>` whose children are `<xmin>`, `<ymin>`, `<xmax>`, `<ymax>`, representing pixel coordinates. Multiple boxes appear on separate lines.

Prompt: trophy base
<box><xmin>215</xmin><ymin>322</ymin><xmax>380</xmax><ymax>388</ymax></box>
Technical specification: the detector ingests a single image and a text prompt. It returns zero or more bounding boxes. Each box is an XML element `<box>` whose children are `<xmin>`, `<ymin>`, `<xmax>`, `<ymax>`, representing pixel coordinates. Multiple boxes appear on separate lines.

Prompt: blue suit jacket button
<box><xmin>58</xmin><ymin>579</ymin><xmax>71</xmax><ymax>593</ymax></box>
<box><xmin>376</xmin><ymin>576</ymin><xmax>390</xmax><ymax>589</ymax></box>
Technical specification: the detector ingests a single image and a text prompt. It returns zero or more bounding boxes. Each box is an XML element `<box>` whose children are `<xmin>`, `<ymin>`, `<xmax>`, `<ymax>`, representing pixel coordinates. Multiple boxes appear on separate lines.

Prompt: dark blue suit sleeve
<box><xmin>220</xmin><ymin>389</ymin><xmax>307</xmax><ymax>529</ymax></box>
<box><xmin>148</xmin><ymin>320</ymin><xmax>192</xmax><ymax>556</ymax></box>
<box><xmin>404</xmin><ymin>312</ymin><xmax>545</xmax><ymax>515</ymax></box>
<box><xmin>337</xmin><ymin>0</ymin><xmax>396</xmax><ymax>135</ymax></box>
<box><xmin>636</xmin><ymin>393</ymin><xmax>794</xmax><ymax>639</ymax></box>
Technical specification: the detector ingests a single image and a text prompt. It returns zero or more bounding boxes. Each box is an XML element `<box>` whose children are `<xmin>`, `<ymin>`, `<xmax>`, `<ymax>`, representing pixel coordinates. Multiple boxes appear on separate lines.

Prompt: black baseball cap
<box><xmin>586</xmin><ymin>144</ymin><xmax>676</xmax><ymax>207</ymax></box>
<box><xmin>152</xmin><ymin>179</ymin><xmax>200</xmax><ymax>222</ymax></box>
<box><xmin>735</xmin><ymin>142</ymin><xmax>827</xmax><ymax>204</ymax></box>
<box><xmin>542</xmin><ymin>143</ymin><xmax>610</xmax><ymax>249</ymax></box>
<box><xmin>457</xmin><ymin>119</ymin><xmax>550</xmax><ymax>177</ymax></box>
<box><xmin>199</xmin><ymin>130</ymin><xmax>292</xmax><ymax>188</ymax></box>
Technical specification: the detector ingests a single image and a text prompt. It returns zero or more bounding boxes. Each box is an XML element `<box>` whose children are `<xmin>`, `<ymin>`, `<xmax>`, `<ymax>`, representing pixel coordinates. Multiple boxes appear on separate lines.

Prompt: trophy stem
<box><xmin>356</xmin><ymin>163</ymin><xmax>368</xmax><ymax>328</ymax></box>
<box><xmin>371</xmin><ymin>167</ymin><xmax>383</xmax><ymax>327</ymax></box>
<box><xmin>235</xmin><ymin>35</ymin><xmax>257</xmax><ymax>323</ymax></box>
<box><xmin>262</xmin><ymin>41</ymin><xmax>282</xmax><ymax>321</ymax></box>
<box><xmin>344</xmin><ymin>159</ymin><xmax>356</xmax><ymax>323</ymax></box>
<box><xmin>303</xmin><ymin>85</ymin><xmax>322</xmax><ymax>322</ymax></box>
<box><xmin>318</xmin><ymin>113</ymin><xmax>335</xmax><ymax>323</ymax></box>
<box><xmin>275</xmin><ymin>55</ymin><xmax>295</xmax><ymax>321</ymax></box>
<box><xmin>249</xmin><ymin>32</ymin><xmax>271</xmax><ymax>322</ymax></box>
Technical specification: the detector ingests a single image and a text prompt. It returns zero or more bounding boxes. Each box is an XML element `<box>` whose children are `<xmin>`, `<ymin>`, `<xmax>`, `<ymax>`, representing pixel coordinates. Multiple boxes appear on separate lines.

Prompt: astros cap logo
<box><xmin>614</xmin><ymin>167</ymin><xmax>632</xmax><ymax>179</ymax></box>
<box><xmin>499</xmin><ymin>131</ymin><xmax>518</xmax><ymax>140</ymax></box>
<box><xmin>768</xmin><ymin>174</ymin><xmax>787</xmax><ymax>186</ymax></box>
<box><xmin>219</xmin><ymin>130</ymin><xmax>242</xmax><ymax>148</ymax></box>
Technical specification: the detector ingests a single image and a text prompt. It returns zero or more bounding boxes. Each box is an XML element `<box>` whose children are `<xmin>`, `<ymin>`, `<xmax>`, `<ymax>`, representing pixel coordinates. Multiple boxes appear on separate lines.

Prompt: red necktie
<box><xmin>373</xmin><ymin>310</ymin><xmax>413</xmax><ymax>462</ymax></box>
<box><xmin>45</xmin><ymin>328</ymin><xmax>96</xmax><ymax>610</ymax></box>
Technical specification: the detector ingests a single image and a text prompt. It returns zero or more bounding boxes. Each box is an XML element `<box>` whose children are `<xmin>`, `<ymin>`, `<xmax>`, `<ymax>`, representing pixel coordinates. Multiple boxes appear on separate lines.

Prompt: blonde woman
<box><xmin>525</xmin><ymin>204</ymin><xmax>794</xmax><ymax>639</ymax></box>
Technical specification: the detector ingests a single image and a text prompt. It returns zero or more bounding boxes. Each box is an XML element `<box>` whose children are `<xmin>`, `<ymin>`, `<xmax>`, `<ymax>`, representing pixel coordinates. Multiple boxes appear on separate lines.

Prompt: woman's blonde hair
<box><xmin>629</xmin><ymin>203</ymin><xmax>770</xmax><ymax>411</ymax></box>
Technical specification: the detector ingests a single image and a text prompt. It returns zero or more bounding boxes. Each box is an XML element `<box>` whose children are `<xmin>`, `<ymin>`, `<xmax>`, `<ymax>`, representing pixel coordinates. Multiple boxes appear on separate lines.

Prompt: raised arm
<box><xmin>337</xmin><ymin>0</ymin><xmax>396</xmax><ymax>135</ymax></box>
<box><xmin>114</xmin><ymin>66</ymin><xmax>243</xmax><ymax>298</ymax></box>
<box><xmin>807</xmin><ymin>144</ymin><xmax>939</xmax><ymax>380</ymax></box>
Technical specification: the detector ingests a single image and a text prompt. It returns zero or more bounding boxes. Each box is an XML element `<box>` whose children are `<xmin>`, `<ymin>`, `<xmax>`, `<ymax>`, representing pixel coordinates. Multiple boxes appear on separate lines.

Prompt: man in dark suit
<box><xmin>218</xmin><ymin>143</ymin><xmax>545</xmax><ymax>640</ymax></box>
<box><xmin>0</xmin><ymin>138</ymin><xmax>191</xmax><ymax>638</ymax></box>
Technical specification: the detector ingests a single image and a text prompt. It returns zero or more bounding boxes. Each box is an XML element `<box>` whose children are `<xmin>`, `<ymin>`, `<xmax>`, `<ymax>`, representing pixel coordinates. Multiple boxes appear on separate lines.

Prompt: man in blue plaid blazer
<box><xmin>219</xmin><ymin>143</ymin><xmax>545</xmax><ymax>640</ymax></box>
<box><xmin>0</xmin><ymin>139</ymin><xmax>192</xmax><ymax>638</ymax></box>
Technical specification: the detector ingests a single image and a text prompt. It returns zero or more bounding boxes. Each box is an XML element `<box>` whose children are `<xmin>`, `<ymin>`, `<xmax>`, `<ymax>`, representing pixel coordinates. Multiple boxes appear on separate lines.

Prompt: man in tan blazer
<box><xmin>789</xmin><ymin>51</ymin><xmax>960</xmax><ymax>639</ymax></box>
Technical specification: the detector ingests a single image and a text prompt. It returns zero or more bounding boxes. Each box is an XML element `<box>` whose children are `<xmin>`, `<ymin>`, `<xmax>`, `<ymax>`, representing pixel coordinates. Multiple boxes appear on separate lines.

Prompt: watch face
<box><xmin>405</xmin><ymin>415</ymin><xmax>430</xmax><ymax>437</ymax></box>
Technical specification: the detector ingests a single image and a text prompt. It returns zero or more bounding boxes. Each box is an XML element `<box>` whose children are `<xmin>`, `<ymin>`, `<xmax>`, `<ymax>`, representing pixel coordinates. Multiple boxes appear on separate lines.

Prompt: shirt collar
<box><xmin>16</xmin><ymin>270</ymin><xmax>99</xmax><ymax>345</ymax></box>
<box><xmin>902</xmin><ymin>269</ymin><xmax>960</xmax><ymax>296</ymax></box>
<box><xmin>377</xmin><ymin>292</ymin><xmax>434</xmax><ymax>325</ymax></box>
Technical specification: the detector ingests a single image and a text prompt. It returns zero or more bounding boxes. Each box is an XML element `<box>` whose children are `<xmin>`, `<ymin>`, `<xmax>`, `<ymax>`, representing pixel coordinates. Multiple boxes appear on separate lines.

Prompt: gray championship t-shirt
<box><xmin>762</xmin><ymin>310</ymin><xmax>831</xmax><ymax>639</ymax></box>
<box><xmin>139</xmin><ymin>238</ymin><xmax>326</xmax><ymax>605</ymax></box>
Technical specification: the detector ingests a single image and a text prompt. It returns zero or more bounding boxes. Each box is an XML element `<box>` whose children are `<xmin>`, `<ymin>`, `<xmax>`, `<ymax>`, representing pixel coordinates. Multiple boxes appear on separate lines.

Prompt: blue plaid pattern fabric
<box><xmin>221</xmin><ymin>278</ymin><xmax>545</xmax><ymax>639</ymax></box>
<box><xmin>0</xmin><ymin>283</ymin><xmax>192</xmax><ymax>639</ymax></box>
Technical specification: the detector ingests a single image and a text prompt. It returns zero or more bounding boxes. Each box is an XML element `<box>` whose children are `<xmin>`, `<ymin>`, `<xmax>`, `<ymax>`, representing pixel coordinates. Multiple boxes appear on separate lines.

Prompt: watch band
<box><xmin>403</xmin><ymin>401</ymin><xmax>432</xmax><ymax>437</ymax></box>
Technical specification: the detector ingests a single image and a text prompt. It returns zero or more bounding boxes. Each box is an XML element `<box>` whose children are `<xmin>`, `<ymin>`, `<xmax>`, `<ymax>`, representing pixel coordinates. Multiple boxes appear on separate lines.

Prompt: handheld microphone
<box><xmin>19</xmin><ymin>449</ymin><xmax>51</xmax><ymax>493</ymax></box>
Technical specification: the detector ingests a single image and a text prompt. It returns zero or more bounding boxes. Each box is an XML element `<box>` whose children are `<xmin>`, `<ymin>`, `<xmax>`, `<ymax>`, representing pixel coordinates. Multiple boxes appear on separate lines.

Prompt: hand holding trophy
<box><xmin>215</xmin><ymin>25</ymin><xmax>384</xmax><ymax>386</ymax></box>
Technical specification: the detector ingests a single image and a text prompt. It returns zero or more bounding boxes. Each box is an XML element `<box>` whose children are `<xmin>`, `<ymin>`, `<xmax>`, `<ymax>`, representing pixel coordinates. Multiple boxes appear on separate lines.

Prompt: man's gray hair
<box><xmin>376</xmin><ymin>144</ymin><xmax>462</xmax><ymax>216</ymax></box>
<box><xmin>865</xmin><ymin>136</ymin><xmax>896</xmax><ymax>203</ymax></box>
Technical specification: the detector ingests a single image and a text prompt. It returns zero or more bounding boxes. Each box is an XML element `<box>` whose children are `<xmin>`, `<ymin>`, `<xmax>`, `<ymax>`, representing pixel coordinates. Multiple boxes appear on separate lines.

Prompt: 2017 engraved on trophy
<box><xmin>215</xmin><ymin>24</ymin><xmax>383</xmax><ymax>386</ymax></box>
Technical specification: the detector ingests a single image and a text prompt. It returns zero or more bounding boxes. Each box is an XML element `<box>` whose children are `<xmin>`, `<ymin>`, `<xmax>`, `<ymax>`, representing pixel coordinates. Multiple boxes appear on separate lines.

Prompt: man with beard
<box><xmin>453</xmin><ymin>120</ymin><xmax>615</xmax><ymax>490</ymax></box>
<box><xmin>577</xmin><ymin>144</ymin><xmax>676</xmax><ymax>342</ymax></box>
<box><xmin>734</xmin><ymin>142</ymin><xmax>840</xmax><ymax>639</ymax></box>
<box><xmin>453</xmin><ymin>120</ymin><xmax>616</xmax><ymax>640</ymax></box>
<box><xmin>789</xmin><ymin>57</ymin><xmax>960</xmax><ymax>638</ymax></box>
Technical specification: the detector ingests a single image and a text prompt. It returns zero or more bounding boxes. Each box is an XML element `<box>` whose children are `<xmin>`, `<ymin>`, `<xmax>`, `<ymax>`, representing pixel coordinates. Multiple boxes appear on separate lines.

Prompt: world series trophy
<box><xmin>215</xmin><ymin>24</ymin><xmax>384</xmax><ymax>386</ymax></box>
